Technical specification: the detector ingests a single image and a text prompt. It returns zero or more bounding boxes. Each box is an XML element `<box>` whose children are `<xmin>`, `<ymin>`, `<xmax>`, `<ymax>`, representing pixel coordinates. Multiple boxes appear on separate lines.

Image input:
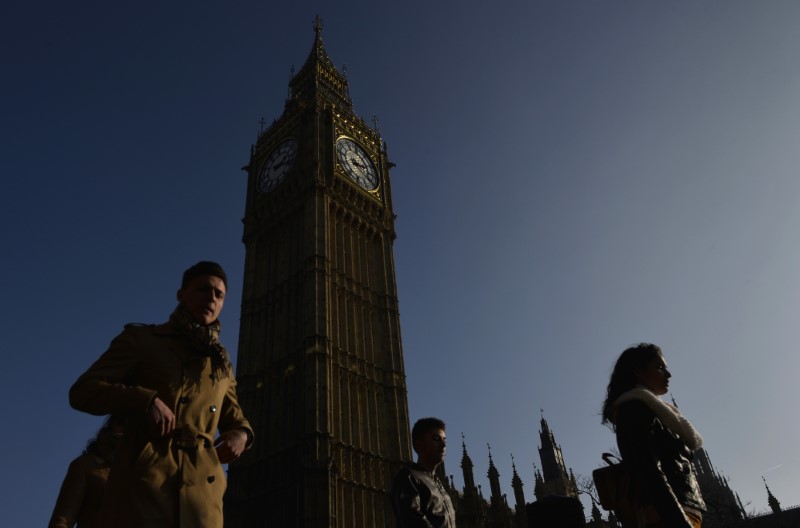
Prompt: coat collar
<box><xmin>613</xmin><ymin>387</ymin><xmax>703</xmax><ymax>450</ymax></box>
<box><xmin>152</xmin><ymin>321</ymin><xmax>180</xmax><ymax>336</ymax></box>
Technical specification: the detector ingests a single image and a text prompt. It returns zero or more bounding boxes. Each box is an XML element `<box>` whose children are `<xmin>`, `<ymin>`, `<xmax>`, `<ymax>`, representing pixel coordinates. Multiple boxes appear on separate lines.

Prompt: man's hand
<box><xmin>215</xmin><ymin>429</ymin><xmax>248</xmax><ymax>464</ymax></box>
<box><xmin>148</xmin><ymin>397</ymin><xmax>176</xmax><ymax>436</ymax></box>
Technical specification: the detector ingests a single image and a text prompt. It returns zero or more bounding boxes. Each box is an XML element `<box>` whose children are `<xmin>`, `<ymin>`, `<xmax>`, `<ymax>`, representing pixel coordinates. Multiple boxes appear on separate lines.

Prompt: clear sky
<box><xmin>3</xmin><ymin>1</ymin><xmax>799</xmax><ymax>525</ymax></box>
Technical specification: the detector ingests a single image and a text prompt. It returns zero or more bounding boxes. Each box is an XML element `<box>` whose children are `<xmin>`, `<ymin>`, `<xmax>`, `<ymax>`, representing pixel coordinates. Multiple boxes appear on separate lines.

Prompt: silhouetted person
<box><xmin>391</xmin><ymin>417</ymin><xmax>456</xmax><ymax>527</ymax></box>
<box><xmin>602</xmin><ymin>343</ymin><xmax>705</xmax><ymax>527</ymax></box>
<box><xmin>48</xmin><ymin>416</ymin><xmax>124</xmax><ymax>528</ymax></box>
<box><xmin>69</xmin><ymin>261</ymin><xmax>253</xmax><ymax>528</ymax></box>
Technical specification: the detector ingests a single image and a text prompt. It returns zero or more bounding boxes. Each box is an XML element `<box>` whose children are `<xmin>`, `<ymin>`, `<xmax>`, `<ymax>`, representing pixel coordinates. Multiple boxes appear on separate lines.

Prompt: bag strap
<box><xmin>601</xmin><ymin>452</ymin><xmax>622</xmax><ymax>466</ymax></box>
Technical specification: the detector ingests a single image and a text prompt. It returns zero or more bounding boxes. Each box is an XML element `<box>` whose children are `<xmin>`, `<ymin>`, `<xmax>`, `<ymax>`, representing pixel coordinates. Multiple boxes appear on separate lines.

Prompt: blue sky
<box><xmin>4</xmin><ymin>1</ymin><xmax>800</xmax><ymax>525</ymax></box>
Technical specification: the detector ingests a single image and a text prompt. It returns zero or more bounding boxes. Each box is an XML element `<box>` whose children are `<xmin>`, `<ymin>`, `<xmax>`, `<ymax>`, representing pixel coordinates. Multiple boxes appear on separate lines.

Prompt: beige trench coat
<box><xmin>70</xmin><ymin>322</ymin><xmax>253</xmax><ymax>528</ymax></box>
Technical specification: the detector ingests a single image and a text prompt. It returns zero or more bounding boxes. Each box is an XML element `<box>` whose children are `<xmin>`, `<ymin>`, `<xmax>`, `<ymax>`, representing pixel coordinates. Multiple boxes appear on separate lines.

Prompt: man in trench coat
<box><xmin>70</xmin><ymin>261</ymin><xmax>253</xmax><ymax>528</ymax></box>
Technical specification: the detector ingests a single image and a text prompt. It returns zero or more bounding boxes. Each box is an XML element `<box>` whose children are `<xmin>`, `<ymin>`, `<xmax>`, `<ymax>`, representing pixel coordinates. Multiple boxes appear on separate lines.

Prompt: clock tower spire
<box><xmin>225</xmin><ymin>21</ymin><xmax>411</xmax><ymax>527</ymax></box>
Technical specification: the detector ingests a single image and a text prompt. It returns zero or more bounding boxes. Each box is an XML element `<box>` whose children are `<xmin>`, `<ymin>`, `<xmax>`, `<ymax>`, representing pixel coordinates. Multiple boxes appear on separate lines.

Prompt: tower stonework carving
<box><xmin>225</xmin><ymin>22</ymin><xmax>411</xmax><ymax>527</ymax></box>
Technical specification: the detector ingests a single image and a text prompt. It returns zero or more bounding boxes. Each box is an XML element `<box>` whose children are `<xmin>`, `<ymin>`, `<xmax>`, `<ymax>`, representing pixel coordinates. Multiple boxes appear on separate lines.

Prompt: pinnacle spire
<box><xmin>486</xmin><ymin>443</ymin><xmax>502</xmax><ymax>506</ymax></box>
<box><xmin>460</xmin><ymin>433</ymin><xmax>476</xmax><ymax>492</ymax></box>
<box><xmin>287</xmin><ymin>17</ymin><xmax>353</xmax><ymax>111</ymax></box>
<box><xmin>510</xmin><ymin>453</ymin><xmax>526</xmax><ymax>514</ymax></box>
<box><xmin>540</xmin><ymin>409</ymin><xmax>550</xmax><ymax>432</ymax></box>
<box><xmin>764</xmin><ymin>476</ymin><xmax>782</xmax><ymax>513</ymax></box>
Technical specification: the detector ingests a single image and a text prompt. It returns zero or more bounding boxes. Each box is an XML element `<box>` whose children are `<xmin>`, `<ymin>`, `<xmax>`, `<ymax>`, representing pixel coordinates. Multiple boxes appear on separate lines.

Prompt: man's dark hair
<box><xmin>181</xmin><ymin>261</ymin><xmax>228</xmax><ymax>289</ymax></box>
<box><xmin>411</xmin><ymin>417</ymin><xmax>446</xmax><ymax>453</ymax></box>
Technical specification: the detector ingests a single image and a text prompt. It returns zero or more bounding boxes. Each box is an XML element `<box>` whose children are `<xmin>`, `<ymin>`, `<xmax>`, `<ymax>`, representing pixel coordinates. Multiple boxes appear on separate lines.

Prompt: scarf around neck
<box><xmin>613</xmin><ymin>387</ymin><xmax>703</xmax><ymax>450</ymax></box>
<box><xmin>169</xmin><ymin>303</ymin><xmax>232</xmax><ymax>383</ymax></box>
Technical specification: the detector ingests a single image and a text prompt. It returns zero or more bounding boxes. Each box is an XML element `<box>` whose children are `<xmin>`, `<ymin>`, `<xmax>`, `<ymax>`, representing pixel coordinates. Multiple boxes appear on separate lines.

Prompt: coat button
<box><xmin>179</xmin><ymin>396</ymin><xmax>190</xmax><ymax>404</ymax></box>
<box><xmin>209</xmin><ymin>405</ymin><xmax>217</xmax><ymax>413</ymax></box>
<box><xmin>207</xmin><ymin>475</ymin><xmax>215</xmax><ymax>483</ymax></box>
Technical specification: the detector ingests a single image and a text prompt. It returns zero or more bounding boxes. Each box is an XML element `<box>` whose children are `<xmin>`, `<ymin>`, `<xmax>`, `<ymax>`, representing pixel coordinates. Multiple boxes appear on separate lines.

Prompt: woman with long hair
<box><xmin>602</xmin><ymin>343</ymin><xmax>706</xmax><ymax>528</ymax></box>
<box><xmin>49</xmin><ymin>416</ymin><xmax>124</xmax><ymax>528</ymax></box>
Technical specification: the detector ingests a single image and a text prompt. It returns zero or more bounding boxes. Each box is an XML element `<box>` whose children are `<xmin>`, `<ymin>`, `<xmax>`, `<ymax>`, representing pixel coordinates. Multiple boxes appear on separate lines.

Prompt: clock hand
<box><xmin>273</xmin><ymin>153</ymin><xmax>294</xmax><ymax>169</ymax></box>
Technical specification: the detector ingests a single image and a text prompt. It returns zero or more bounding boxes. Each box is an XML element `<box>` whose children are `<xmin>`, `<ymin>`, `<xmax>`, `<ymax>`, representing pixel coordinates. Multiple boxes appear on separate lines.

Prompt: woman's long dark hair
<box><xmin>83</xmin><ymin>415</ymin><xmax>125</xmax><ymax>455</ymax></box>
<box><xmin>601</xmin><ymin>343</ymin><xmax>663</xmax><ymax>426</ymax></box>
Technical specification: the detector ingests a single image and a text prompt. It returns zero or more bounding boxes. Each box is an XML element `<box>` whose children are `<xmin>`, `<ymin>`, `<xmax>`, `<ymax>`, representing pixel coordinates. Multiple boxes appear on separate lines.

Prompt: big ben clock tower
<box><xmin>225</xmin><ymin>20</ymin><xmax>412</xmax><ymax>527</ymax></box>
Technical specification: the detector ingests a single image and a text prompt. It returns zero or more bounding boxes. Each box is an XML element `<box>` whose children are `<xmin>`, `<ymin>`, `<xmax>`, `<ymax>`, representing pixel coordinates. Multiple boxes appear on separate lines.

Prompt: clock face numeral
<box><xmin>258</xmin><ymin>139</ymin><xmax>298</xmax><ymax>192</ymax></box>
<box><xmin>336</xmin><ymin>138</ymin><xmax>379</xmax><ymax>191</ymax></box>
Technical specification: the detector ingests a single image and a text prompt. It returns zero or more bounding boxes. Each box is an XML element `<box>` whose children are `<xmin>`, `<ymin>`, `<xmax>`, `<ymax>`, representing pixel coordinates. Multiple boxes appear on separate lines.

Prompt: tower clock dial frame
<box><xmin>335</xmin><ymin>137</ymin><xmax>379</xmax><ymax>191</ymax></box>
<box><xmin>258</xmin><ymin>138</ymin><xmax>298</xmax><ymax>193</ymax></box>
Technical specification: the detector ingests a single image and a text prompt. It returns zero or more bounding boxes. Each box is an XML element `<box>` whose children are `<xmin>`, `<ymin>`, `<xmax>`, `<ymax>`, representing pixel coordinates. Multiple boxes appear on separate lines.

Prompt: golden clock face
<box><xmin>336</xmin><ymin>138</ymin><xmax>378</xmax><ymax>190</ymax></box>
<box><xmin>258</xmin><ymin>138</ymin><xmax>298</xmax><ymax>192</ymax></box>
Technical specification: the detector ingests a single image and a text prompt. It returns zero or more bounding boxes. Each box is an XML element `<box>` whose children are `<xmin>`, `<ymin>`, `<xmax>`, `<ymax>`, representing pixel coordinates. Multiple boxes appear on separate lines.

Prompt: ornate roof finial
<box><xmin>257</xmin><ymin>117</ymin><xmax>266</xmax><ymax>139</ymax></box>
<box><xmin>313</xmin><ymin>15</ymin><xmax>323</xmax><ymax>37</ymax></box>
<box><xmin>461</xmin><ymin>433</ymin><xmax>472</xmax><ymax>462</ymax></box>
<box><xmin>511</xmin><ymin>454</ymin><xmax>521</xmax><ymax>480</ymax></box>
<box><xmin>291</xmin><ymin>17</ymin><xmax>353</xmax><ymax>110</ymax></box>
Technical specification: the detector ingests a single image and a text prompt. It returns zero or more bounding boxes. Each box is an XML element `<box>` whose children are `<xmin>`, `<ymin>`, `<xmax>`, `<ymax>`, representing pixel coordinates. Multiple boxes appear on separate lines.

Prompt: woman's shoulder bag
<box><xmin>592</xmin><ymin>452</ymin><xmax>636</xmax><ymax>525</ymax></box>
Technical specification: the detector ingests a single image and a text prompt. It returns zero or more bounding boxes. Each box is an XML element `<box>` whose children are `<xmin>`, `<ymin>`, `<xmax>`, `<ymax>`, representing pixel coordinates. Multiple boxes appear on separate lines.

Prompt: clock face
<box><xmin>336</xmin><ymin>138</ymin><xmax>379</xmax><ymax>191</ymax></box>
<box><xmin>258</xmin><ymin>138</ymin><xmax>298</xmax><ymax>192</ymax></box>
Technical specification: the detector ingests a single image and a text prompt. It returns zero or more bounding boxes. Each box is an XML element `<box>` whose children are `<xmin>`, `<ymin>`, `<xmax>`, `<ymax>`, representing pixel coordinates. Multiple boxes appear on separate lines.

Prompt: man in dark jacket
<box><xmin>391</xmin><ymin>417</ymin><xmax>456</xmax><ymax>527</ymax></box>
